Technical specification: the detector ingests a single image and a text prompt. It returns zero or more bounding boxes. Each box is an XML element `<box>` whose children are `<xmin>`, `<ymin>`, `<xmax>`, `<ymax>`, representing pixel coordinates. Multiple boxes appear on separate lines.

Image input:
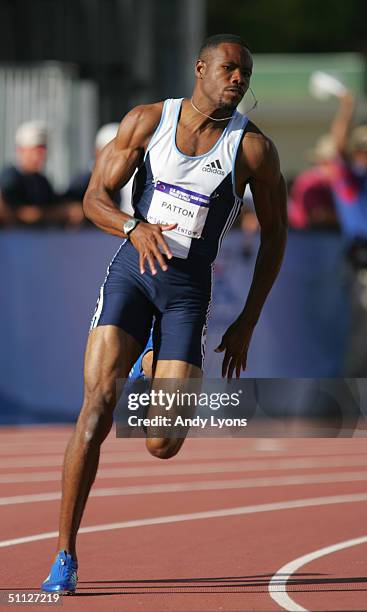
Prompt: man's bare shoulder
<box><xmin>241</xmin><ymin>120</ymin><xmax>280</xmax><ymax>180</ymax></box>
<box><xmin>115</xmin><ymin>101</ymin><xmax>165</xmax><ymax>150</ymax></box>
<box><xmin>123</xmin><ymin>101</ymin><xmax>164</xmax><ymax>130</ymax></box>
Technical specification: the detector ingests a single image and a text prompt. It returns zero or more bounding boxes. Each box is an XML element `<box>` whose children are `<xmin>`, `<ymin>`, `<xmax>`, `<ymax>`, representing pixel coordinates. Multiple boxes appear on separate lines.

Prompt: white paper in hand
<box><xmin>309</xmin><ymin>71</ymin><xmax>347</xmax><ymax>100</ymax></box>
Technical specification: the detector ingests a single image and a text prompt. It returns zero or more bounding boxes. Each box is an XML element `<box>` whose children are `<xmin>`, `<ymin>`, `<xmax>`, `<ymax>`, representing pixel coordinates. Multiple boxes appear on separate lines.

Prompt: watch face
<box><xmin>125</xmin><ymin>219</ymin><xmax>136</xmax><ymax>234</ymax></box>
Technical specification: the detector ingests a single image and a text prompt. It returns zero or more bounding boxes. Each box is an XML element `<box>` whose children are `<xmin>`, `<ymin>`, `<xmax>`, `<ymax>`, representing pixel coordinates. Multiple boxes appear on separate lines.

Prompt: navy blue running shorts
<box><xmin>90</xmin><ymin>240</ymin><xmax>213</xmax><ymax>369</ymax></box>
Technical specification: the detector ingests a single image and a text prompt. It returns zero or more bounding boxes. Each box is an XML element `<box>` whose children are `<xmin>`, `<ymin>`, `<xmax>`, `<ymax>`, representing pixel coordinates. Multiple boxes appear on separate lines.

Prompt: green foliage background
<box><xmin>207</xmin><ymin>0</ymin><xmax>367</xmax><ymax>53</ymax></box>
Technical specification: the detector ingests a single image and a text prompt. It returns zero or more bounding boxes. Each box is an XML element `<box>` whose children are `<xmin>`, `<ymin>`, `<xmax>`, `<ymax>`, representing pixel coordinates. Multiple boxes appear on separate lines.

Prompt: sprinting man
<box><xmin>42</xmin><ymin>33</ymin><xmax>287</xmax><ymax>593</ymax></box>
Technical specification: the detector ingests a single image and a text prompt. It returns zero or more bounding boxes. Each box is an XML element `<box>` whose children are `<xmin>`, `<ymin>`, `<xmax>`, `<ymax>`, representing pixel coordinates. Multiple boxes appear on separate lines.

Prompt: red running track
<box><xmin>0</xmin><ymin>426</ymin><xmax>367</xmax><ymax>611</ymax></box>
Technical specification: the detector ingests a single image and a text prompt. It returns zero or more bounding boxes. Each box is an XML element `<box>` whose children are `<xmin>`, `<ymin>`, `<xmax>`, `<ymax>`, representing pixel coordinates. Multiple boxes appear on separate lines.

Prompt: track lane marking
<box><xmin>1</xmin><ymin>492</ymin><xmax>367</xmax><ymax>548</ymax></box>
<box><xmin>0</xmin><ymin>452</ymin><xmax>289</xmax><ymax>468</ymax></box>
<box><xmin>1</xmin><ymin>471</ymin><xmax>367</xmax><ymax>507</ymax></box>
<box><xmin>1</xmin><ymin>455</ymin><xmax>367</xmax><ymax>484</ymax></box>
<box><xmin>0</xmin><ymin>439</ymin><xmax>364</xmax><ymax>456</ymax></box>
<box><xmin>269</xmin><ymin>534</ymin><xmax>367</xmax><ymax>611</ymax></box>
<box><xmin>0</xmin><ymin>446</ymin><xmax>367</xmax><ymax>470</ymax></box>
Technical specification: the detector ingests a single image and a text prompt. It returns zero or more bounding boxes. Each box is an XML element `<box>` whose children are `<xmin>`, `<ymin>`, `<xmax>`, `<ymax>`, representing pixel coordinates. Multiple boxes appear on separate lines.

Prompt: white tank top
<box><xmin>132</xmin><ymin>98</ymin><xmax>249</xmax><ymax>262</ymax></box>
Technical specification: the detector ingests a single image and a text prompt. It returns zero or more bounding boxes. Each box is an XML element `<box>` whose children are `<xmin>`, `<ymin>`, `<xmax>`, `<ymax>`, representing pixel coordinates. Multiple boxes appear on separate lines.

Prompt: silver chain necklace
<box><xmin>190</xmin><ymin>98</ymin><xmax>233</xmax><ymax>122</ymax></box>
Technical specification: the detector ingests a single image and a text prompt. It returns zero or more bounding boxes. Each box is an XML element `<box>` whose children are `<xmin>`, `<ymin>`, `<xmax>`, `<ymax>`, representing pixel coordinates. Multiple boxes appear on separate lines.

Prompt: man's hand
<box><xmin>129</xmin><ymin>221</ymin><xmax>177</xmax><ymax>275</ymax></box>
<box><xmin>215</xmin><ymin>317</ymin><xmax>255</xmax><ymax>380</ymax></box>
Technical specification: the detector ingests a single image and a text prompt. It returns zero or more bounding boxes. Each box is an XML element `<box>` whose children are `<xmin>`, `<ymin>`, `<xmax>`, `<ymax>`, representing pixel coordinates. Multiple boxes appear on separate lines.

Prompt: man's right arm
<box><xmin>83</xmin><ymin>104</ymin><xmax>176</xmax><ymax>274</ymax></box>
<box><xmin>330</xmin><ymin>91</ymin><xmax>355</xmax><ymax>156</ymax></box>
<box><xmin>83</xmin><ymin>104</ymin><xmax>158</xmax><ymax>235</ymax></box>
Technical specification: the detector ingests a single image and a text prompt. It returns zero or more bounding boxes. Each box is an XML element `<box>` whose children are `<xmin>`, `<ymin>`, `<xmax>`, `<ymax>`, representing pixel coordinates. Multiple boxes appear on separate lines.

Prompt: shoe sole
<box><xmin>41</xmin><ymin>588</ymin><xmax>76</xmax><ymax>596</ymax></box>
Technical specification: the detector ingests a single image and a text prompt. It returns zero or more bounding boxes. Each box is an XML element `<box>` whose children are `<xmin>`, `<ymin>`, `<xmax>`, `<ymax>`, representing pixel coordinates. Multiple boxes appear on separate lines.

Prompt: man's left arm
<box><xmin>215</xmin><ymin>135</ymin><xmax>288</xmax><ymax>379</ymax></box>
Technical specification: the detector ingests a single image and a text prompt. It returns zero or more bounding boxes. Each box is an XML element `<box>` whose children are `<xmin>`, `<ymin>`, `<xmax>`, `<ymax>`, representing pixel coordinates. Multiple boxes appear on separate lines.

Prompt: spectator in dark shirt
<box><xmin>0</xmin><ymin>121</ymin><xmax>59</xmax><ymax>227</ymax></box>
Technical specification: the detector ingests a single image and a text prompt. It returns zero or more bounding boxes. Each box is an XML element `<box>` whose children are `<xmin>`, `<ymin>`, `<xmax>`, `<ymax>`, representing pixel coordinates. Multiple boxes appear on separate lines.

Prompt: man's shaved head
<box><xmin>199</xmin><ymin>33</ymin><xmax>251</xmax><ymax>61</ymax></box>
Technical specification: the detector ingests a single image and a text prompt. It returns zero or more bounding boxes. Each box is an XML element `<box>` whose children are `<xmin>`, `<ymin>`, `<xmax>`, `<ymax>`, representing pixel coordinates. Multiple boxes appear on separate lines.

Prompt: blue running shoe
<box><xmin>41</xmin><ymin>550</ymin><xmax>78</xmax><ymax>594</ymax></box>
<box><xmin>129</xmin><ymin>331</ymin><xmax>154</xmax><ymax>381</ymax></box>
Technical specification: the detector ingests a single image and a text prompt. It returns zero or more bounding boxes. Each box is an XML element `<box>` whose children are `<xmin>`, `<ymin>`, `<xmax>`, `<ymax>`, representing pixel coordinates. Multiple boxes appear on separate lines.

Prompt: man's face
<box><xmin>196</xmin><ymin>43</ymin><xmax>253</xmax><ymax>111</ymax></box>
<box><xmin>17</xmin><ymin>145</ymin><xmax>47</xmax><ymax>173</ymax></box>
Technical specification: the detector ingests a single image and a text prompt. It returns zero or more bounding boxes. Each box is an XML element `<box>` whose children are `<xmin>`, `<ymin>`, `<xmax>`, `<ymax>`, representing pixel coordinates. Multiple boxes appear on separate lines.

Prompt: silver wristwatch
<box><xmin>123</xmin><ymin>217</ymin><xmax>140</xmax><ymax>238</ymax></box>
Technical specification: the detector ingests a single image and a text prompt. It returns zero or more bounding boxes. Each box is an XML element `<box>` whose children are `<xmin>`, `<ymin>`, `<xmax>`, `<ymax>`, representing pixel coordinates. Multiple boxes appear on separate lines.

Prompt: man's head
<box><xmin>195</xmin><ymin>34</ymin><xmax>253</xmax><ymax>111</ymax></box>
<box><xmin>15</xmin><ymin>120</ymin><xmax>48</xmax><ymax>173</ymax></box>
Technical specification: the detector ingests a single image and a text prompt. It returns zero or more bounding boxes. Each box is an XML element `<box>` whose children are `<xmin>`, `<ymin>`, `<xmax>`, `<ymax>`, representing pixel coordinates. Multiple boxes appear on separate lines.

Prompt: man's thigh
<box><xmin>90</xmin><ymin>239</ymin><xmax>156</xmax><ymax>350</ymax></box>
<box><xmin>84</xmin><ymin>325</ymin><xmax>143</xmax><ymax>402</ymax></box>
<box><xmin>74</xmin><ymin>325</ymin><xmax>144</xmax><ymax>440</ymax></box>
<box><xmin>152</xmin><ymin>301</ymin><xmax>211</xmax><ymax>372</ymax></box>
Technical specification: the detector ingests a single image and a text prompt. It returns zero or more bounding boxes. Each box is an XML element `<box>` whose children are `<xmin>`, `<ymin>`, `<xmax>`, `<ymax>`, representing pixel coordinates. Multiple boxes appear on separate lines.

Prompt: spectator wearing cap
<box><xmin>0</xmin><ymin>120</ymin><xmax>59</xmax><ymax>227</ymax></box>
<box><xmin>62</xmin><ymin>123</ymin><xmax>122</xmax><ymax>213</ymax></box>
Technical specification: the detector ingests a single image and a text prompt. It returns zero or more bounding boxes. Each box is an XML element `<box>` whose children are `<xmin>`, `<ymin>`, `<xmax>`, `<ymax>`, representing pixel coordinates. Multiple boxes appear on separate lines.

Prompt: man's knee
<box><xmin>145</xmin><ymin>437</ymin><xmax>182</xmax><ymax>460</ymax></box>
<box><xmin>78</xmin><ymin>387</ymin><xmax>116</xmax><ymax>444</ymax></box>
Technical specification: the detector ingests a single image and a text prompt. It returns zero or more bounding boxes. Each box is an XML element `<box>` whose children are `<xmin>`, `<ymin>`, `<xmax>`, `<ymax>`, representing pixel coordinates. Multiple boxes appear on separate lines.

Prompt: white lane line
<box><xmin>0</xmin><ymin>437</ymin><xmax>363</xmax><ymax>455</ymax></box>
<box><xmin>0</xmin><ymin>451</ymin><xmax>367</xmax><ymax>470</ymax></box>
<box><xmin>0</xmin><ymin>445</ymin><xmax>148</xmax><ymax>456</ymax></box>
<box><xmin>1</xmin><ymin>471</ymin><xmax>367</xmax><ymax>507</ymax></box>
<box><xmin>0</xmin><ymin>453</ymin><xmax>159</xmax><ymax>468</ymax></box>
<box><xmin>1</xmin><ymin>492</ymin><xmax>367</xmax><ymax>549</ymax></box>
<box><xmin>0</xmin><ymin>443</ymin><xmax>275</xmax><ymax>457</ymax></box>
<box><xmin>269</xmin><ymin>534</ymin><xmax>367</xmax><ymax>611</ymax></box>
<box><xmin>0</xmin><ymin>446</ymin><xmax>366</xmax><ymax>463</ymax></box>
<box><xmin>0</xmin><ymin>450</ymin><xmax>289</xmax><ymax>467</ymax></box>
<box><xmin>0</xmin><ymin>445</ymin><xmax>67</xmax><ymax>455</ymax></box>
<box><xmin>0</xmin><ymin>446</ymin><xmax>261</xmax><ymax>458</ymax></box>
<box><xmin>0</xmin><ymin>440</ymin><xmax>279</xmax><ymax>452</ymax></box>
<box><xmin>1</xmin><ymin>455</ymin><xmax>367</xmax><ymax>484</ymax></box>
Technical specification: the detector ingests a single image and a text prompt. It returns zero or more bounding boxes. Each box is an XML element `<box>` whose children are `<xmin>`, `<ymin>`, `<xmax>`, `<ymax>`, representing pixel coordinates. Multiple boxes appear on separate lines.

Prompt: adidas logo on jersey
<box><xmin>202</xmin><ymin>159</ymin><xmax>225</xmax><ymax>175</ymax></box>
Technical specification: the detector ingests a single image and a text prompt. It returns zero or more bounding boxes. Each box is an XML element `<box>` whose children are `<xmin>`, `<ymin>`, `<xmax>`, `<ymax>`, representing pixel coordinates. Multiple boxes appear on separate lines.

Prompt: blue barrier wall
<box><xmin>0</xmin><ymin>229</ymin><xmax>348</xmax><ymax>423</ymax></box>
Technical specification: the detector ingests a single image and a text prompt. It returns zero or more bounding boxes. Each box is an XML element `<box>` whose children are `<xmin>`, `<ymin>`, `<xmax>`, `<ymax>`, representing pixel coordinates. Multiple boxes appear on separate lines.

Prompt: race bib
<box><xmin>147</xmin><ymin>181</ymin><xmax>210</xmax><ymax>239</ymax></box>
<box><xmin>146</xmin><ymin>181</ymin><xmax>211</xmax><ymax>258</ymax></box>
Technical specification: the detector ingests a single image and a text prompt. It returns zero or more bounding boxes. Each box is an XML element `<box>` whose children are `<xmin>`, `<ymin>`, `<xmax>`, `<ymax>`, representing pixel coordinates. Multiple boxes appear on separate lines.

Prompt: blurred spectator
<box><xmin>288</xmin><ymin>135</ymin><xmax>340</xmax><ymax>230</ymax></box>
<box><xmin>62</xmin><ymin>123</ymin><xmax>121</xmax><ymax>211</ymax></box>
<box><xmin>307</xmin><ymin>88</ymin><xmax>367</xmax><ymax>248</ymax></box>
<box><xmin>0</xmin><ymin>121</ymin><xmax>59</xmax><ymax>227</ymax></box>
<box><xmin>289</xmin><ymin>79</ymin><xmax>367</xmax><ymax>374</ymax></box>
<box><xmin>327</xmin><ymin>92</ymin><xmax>367</xmax><ymax>375</ymax></box>
<box><xmin>332</xmin><ymin>122</ymin><xmax>367</xmax><ymax>258</ymax></box>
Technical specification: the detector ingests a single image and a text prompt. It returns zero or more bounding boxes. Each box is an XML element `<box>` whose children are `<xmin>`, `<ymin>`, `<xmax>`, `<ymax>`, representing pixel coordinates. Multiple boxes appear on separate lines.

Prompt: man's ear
<box><xmin>195</xmin><ymin>59</ymin><xmax>206</xmax><ymax>79</ymax></box>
